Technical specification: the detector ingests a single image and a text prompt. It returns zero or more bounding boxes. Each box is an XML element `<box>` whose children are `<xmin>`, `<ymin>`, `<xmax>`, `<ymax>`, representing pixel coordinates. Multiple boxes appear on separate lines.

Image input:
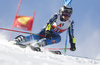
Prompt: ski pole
<box><xmin>0</xmin><ymin>28</ymin><xmax>45</xmax><ymax>37</ymax></box>
<box><xmin>64</xmin><ymin>30</ymin><xmax>68</xmax><ymax>52</ymax></box>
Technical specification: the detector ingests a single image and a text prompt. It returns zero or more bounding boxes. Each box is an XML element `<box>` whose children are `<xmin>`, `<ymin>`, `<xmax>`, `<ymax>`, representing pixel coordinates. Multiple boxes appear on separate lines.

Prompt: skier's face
<box><xmin>62</xmin><ymin>13</ymin><xmax>71</xmax><ymax>21</ymax></box>
<box><xmin>62</xmin><ymin>15</ymin><xmax>70</xmax><ymax>20</ymax></box>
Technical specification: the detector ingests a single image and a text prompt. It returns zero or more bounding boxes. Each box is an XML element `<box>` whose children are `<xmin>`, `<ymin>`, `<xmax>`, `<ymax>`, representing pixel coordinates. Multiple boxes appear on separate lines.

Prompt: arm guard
<box><xmin>46</xmin><ymin>23</ymin><xmax>51</xmax><ymax>31</ymax></box>
<box><xmin>45</xmin><ymin>14</ymin><xmax>58</xmax><ymax>31</ymax></box>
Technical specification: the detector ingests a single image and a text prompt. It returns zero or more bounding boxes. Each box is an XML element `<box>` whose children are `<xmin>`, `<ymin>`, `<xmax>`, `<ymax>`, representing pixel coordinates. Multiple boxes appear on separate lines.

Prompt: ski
<box><xmin>11</xmin><ymin>41</ymin><xmax>62</xmax><ymax>55</ymax></box>
<box><xmin>10</xmin><ymin>40</ymin><xmax>28</xmax><ymax>48</ymax></box>
<box><xmin>30</xmin><ymin>45</ymin><xmax>41</xmax><ymax>52</ymax></box>
<box><xmin>30</xmin><ymin>45</ymin><xmax>61</xmax><ymax>55</ymax></box>
<box><xmin>16</xmin><ymin>44</ymin><xmax>27</xmax><ymax>48</ymax></box>
<box><xmin>49</xmin><ymin>50</ymin><xmax>61</xmax><ymax>55</ymax></box>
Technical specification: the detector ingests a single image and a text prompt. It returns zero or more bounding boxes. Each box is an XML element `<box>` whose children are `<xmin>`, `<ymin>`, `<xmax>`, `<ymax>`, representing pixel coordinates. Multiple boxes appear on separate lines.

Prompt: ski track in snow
<box><xmin>0</xmin><ymin>34</ymin><xmax>100</xmax><ymax>65</ymax></box>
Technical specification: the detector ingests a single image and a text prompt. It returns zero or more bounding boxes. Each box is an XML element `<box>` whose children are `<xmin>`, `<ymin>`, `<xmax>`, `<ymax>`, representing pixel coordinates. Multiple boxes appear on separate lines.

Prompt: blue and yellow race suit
<box><xmin>25</xmin><ymin>13</ymin><xmax>75</xmax><ymax>45</ymax></box>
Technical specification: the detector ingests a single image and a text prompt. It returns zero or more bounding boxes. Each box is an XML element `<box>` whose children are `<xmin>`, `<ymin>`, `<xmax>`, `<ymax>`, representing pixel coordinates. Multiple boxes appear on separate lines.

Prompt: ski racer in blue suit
<box><xmin>14</xmin><ymin>5</ymin><xmax>76</xmax><ymax>51</ymax></box>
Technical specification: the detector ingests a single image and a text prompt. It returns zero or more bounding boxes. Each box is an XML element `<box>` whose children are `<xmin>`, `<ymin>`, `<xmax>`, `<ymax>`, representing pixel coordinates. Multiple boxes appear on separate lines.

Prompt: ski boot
<box><xmin>30</xmin><ymin>40</ymin><xmax>47</xmax><ymax>51</ymax></box>
<box><xmin>14</xmin><ymin>35</ymin><xmax>27</xmax><ymax>48</ymax></box>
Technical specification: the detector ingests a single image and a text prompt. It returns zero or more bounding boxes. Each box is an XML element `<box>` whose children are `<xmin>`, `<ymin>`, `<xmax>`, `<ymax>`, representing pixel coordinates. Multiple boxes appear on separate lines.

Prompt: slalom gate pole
<box><xmin>63</xmin><ymin>0</ymin><xmax>72</xmax><ymax>5</ymax></box>
<box><xmin>9</xmin><ymin>0</ymin><xmax>22</xmax><ymax>41</ymax></box>
<box><xmin>0</xmin><ymin>28</ymin><xmax>45</xmax><ymax>37</ymax></box>
<box><xmin>44</xmin><ymin>48</ymin><xmax>70</xmax><ymax>50</ymax></box>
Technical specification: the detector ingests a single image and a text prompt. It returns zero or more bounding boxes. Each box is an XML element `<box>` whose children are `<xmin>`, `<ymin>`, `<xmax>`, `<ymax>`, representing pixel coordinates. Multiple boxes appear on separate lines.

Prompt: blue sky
<box><xmin>0</xmin><ymin>0</ymin><xmax>100</xmax><ymax>59</ymax></box>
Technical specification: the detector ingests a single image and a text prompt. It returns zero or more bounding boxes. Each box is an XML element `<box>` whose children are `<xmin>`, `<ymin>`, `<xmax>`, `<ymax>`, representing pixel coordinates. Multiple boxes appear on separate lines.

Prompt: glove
<box><xmin>70</xmin><ymin>43</ymin><xmax>76</xmax><ymax>51</ymax></box>
<box><xmin>45</xmin><ymin>30</ymin><xmax>52</xmax><ymax>39</ymax></box>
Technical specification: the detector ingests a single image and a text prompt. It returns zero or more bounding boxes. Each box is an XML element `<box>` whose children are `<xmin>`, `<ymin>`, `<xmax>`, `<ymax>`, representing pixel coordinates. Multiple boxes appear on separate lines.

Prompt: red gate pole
<box><xmin>9</xmin><ymin>0</ymin><xmax>22</xmax><ymax>41</ymax></box>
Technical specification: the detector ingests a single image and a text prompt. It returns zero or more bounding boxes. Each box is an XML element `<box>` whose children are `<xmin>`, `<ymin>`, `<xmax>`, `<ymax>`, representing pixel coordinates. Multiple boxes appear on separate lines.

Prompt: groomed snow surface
<box><xmin>0</xmin><ymin>33</ymin><xmax>100</xmax><ymax>65</ymax></box>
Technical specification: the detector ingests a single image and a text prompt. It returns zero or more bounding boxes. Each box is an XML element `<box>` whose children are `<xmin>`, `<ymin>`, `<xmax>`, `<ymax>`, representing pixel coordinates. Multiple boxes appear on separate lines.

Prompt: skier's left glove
<box><xmin>45</xmin><ymin>30</ymin><xmax>52</xmax><ymax>39</ymax></box>
<box><xmin>70</xmin><ymin>43</ymin><xmax>76</xmax><ymax>51</ymax></box>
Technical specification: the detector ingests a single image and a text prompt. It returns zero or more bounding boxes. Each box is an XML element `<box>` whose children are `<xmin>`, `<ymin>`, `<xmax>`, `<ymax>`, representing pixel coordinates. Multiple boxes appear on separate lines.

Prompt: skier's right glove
<box><xmin>70</xmin><ymin>43</ymin><xmax>76</xmax><ymax>51</ymax></box>
<box><xmin>45</xmin><ymin>30</ymin><xmax>52</xmax><ymax>39</ymax></box>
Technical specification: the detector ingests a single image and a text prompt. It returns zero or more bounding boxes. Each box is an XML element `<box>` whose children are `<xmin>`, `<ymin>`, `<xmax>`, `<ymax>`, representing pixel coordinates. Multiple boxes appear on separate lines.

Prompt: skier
<box><xmin>14</xmin><ymin>5</ymin><xmax>76</xmax><ymax>51</ymax></box>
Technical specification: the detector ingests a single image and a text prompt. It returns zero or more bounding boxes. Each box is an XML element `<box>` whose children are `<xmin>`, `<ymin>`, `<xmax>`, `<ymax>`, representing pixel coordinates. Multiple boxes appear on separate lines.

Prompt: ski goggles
<box><xmin>63</xmin><ymin>13</ymin><xmax>71</xmax><ymax>17</ymax></box>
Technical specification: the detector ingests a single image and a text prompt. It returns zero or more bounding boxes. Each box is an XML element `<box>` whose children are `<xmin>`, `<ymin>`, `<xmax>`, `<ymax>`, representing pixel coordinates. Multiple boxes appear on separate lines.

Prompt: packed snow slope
<box><xmin>0</xmin><ymin>33</ymin><xmax>100</xmax><ymax>65</ymax></box>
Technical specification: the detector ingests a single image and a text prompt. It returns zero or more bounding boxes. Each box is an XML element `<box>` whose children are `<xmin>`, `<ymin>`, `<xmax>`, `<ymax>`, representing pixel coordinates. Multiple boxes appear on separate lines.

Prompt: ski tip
<box><xmin>49</xmin><ymin>51</ymin><xmax>62</xmax><ymax>55</ymax></box>
<box><xmin>30</xmin><ymin>46</ymin><xmax>41</xmax><ymax>52</ymax></box>
<box><xmin>9</xmin><ymin>40</ymin><xmax>17</xmax><ymax>45</ymax></box>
